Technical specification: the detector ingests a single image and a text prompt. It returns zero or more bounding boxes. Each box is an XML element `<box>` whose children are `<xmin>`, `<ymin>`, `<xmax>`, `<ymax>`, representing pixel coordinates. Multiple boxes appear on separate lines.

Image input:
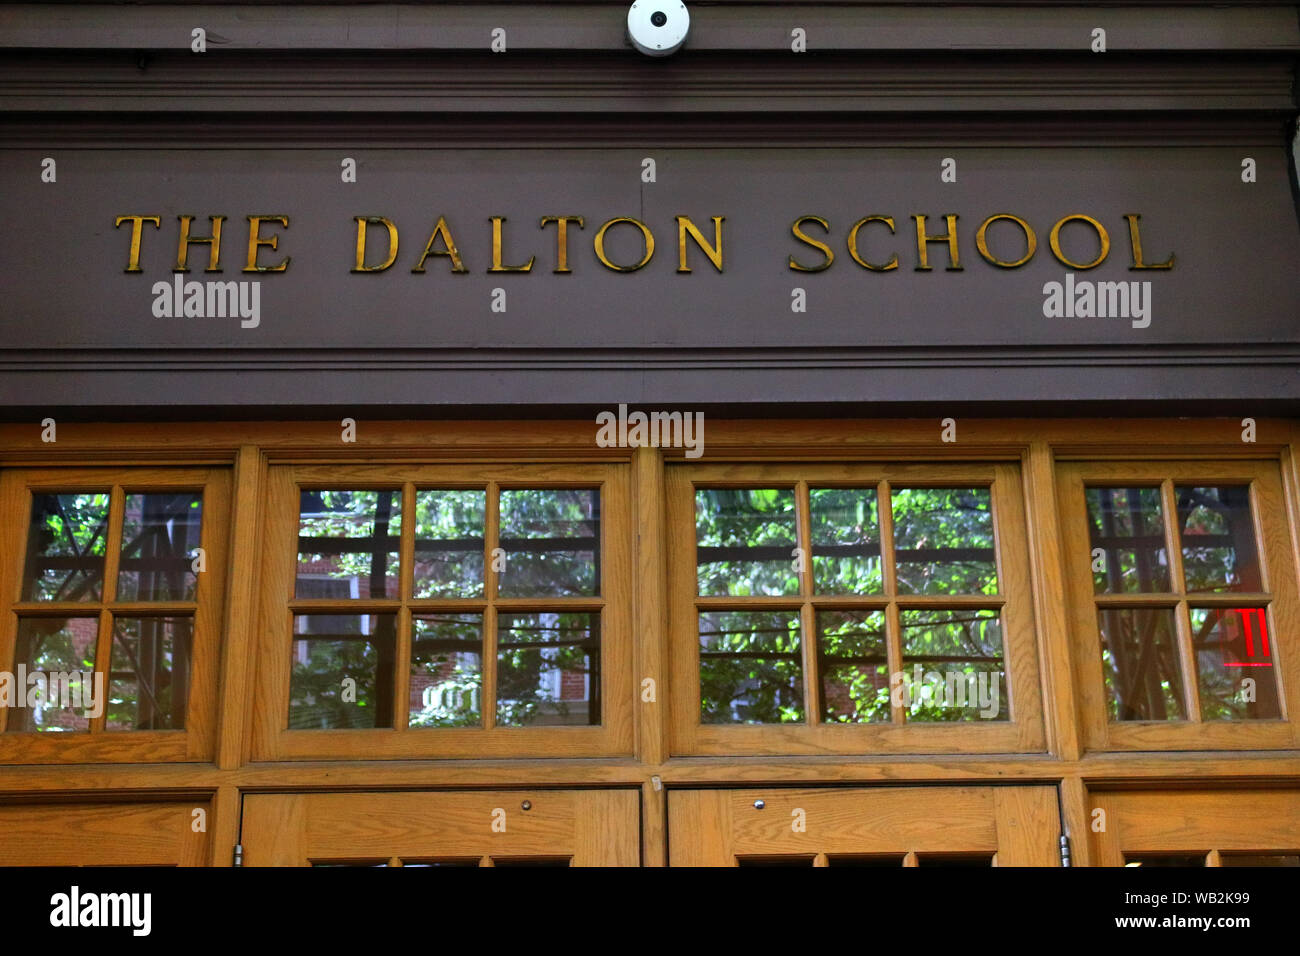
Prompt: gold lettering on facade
<box><xmin>411</xmin><ymin>216</ymin><xmax>468</xmax><ymax>273</ymax></box>
<box><xmin>975</xmin><ymin>214</ymin><xmax>1036</xmax><ymax>269</ymax></box>
<box><xmin>913</xmin><ymin>214</ymin><xmax>962</xmax><ymax>271</ymax></box>
<box><xmin>847</xmin><ymin>216</ymin><xmax>898</xmax><ymax>271</ymax></box>
<box><xmin>594</xmin><ymin>217</ymin><xmax>655</xmax><ymax>272</ymax></box>
<box><xmin>539</xmin><ymin>216</ymin><xmax>585</xmax><ymax>274</ymax></box>
<box><xmin>1049</xmin><ymin>214</ymin><xmax>1110</xmax><ymax>270</ymax></box>
<box><xmin>676</xmin><ymin>215</ymin><xmax>724</xmax><ymax>273</ymax></box>
<box><xmin>489</xmin><ymin>216</ymin><xmax>535</xmax><ymax>273</ymax></box>
<box><xmin>244</xmin><ymin>215</ymin><xmax>290</xmax><ymax>273</ymax></box>
<box><xmin>175</xmin><ymin>215</ymin><xmax>225</xmax><ymax>273</ymax></box>
<box><xmin>353</xmin><ymin>216</ymin><xmax>399</xmax><ymax>273</ymax></box>
<box><xmin>114</xmin><ymin>215</ymin><xmax>161</xmax><ymax>273</ymax></box>
<box><xmin>789</xmin><ymin>216</ymin><xmax>834</xmax><ymax>272</ymax></box>
<box><xmin>1124</xmin><ymin>214</ymin><xmax>1175</xmax><ymax>270</ymax></box>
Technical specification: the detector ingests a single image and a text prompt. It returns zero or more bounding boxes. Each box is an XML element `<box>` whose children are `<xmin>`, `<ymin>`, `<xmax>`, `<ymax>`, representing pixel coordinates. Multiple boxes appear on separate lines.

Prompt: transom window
<box><xmin>1060</xmin><ymin>460</ymin><xmax>1300</xmax><ymax>751</ymax></box>
<box><xmin>251</xmin><ymin>463</ymin><xmax>632</xmax><ymax>760</ymax></box>
<box><xmin>668</xmin><ymin>462</ymin><xmax>1044</xmax><ymax>756</ymax></box>
<box><xmin>0</xmin><ymin>467</ymin><xmax>229</xmax><ymax>762</ymax></box>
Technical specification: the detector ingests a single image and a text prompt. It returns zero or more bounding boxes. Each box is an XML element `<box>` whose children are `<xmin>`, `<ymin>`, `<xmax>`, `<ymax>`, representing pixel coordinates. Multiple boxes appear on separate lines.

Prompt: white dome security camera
<box><xmin>627</xmin><ymin>1</ymin><xmax>690</xmax><ymax>57</ymax></box>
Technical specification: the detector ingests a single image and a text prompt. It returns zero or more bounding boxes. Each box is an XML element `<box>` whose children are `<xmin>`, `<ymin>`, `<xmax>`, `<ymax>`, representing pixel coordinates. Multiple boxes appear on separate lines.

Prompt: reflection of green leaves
<box><xmin>811</xmin><ymin>488</ymin><xmax>882</xmax><ymax>595</ymax></box>
<box><xmin>496</xmin><ymin>612</ymin><xmax>597</xmax><ymax>726</ymax></box>
<box><xmin>414</xmin><ymin>490</ymin><xmax>485</xmax><ymax>598</ymax></box>
<box><xmin>27</xmin><ymin>493</ymin><xmax>111</xmax><ymax>601</ymax></box>
<box><xmin>499</xmin><ymin>489</ymin><xmax>598</xmax><ymax>597</ymax></box>
<box><xmin>699</xmin><ymin>611</ymin><xmax>802</xmax><ymax>723</ymax></box>
<box><xmin>289</xmin><ymin>632</ymin><xmax>386</xmax><ymax>729</ymax></box>
<box><xmin>297</xmin><ymin>490</ymin><xmax>401</xmax><ymax>598</ymax></box>
<box><xmin>891</xmin><ymin>488</ymin><xmax>997</xmax><ymax>595</ymax></box>
<box><xmin>696</xmin><ymin>488</ymin><xmax>797</xmax><ymax>596</ymax></box>
<box><xmin>819</xmin><ymin>611</ymin><xmax>889</xmax><ymax>723</ymax></box>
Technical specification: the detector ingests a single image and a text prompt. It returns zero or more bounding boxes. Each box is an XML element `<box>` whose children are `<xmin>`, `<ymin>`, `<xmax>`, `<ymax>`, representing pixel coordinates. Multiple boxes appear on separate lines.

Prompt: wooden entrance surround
<box><xmin>1</xmin><ymin>418</ymin><xmax>1298</xmax><ymax>866</ymax></box>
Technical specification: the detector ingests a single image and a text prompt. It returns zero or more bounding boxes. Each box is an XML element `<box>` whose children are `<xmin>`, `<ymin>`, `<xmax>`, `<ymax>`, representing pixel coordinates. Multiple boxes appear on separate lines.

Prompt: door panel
<box><xmin>668</xmin><ymin>786</ymin><xmax>1058</xmax><ymax>866</ymax></box>
<box><xmin>241</xmin><ymin>790</ymin><xmax>639</xmax><ymax>866</ymax></box>
<box><xmin>1091</xmin><ymin>789</ymin><xmax>1300</xmax><ymax>866</ymax></box>
<box><xmin>0</xmin><ymin>801</ymin><xmax>209</xmax><ymax>866</ymax></box>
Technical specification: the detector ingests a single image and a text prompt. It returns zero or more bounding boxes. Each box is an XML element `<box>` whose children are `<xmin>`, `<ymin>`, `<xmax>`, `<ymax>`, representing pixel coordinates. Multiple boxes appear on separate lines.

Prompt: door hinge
<box><xmin>233</xmin><ymin>843</ymin><xmax>244</xmax><ymax>868</ymax></box>
<box><xmin>1059</xmin><ymin>834</ymin><xmax>1072</xmax><ymax>868</ymax></box>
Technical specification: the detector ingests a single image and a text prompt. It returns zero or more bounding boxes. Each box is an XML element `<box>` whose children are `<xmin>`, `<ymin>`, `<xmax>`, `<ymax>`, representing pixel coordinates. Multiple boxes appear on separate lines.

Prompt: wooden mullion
<box><xmin>1092</xmin><ymin>593</ymin><xmax>1188</xmax><ymax>608</ymax></box>
<box><xmin>695</xmin><ymin>595</ymin><xmax>812</xmax><ymax>611</ymax></box>
<box><xmin>88</xmin><ymin>487</ymin><xmax>127</xmax><ymax>734</ymax></box>
<box><xmin>489</xmin><ymin>597</ymin><xmax>606</xmax><ymax>611</ymax></box>
<box><xmin>393</xmin><ymin>482</ymin><xmax>415</xmax><ymax>731</ymax></box>
<box><xmin>796</xmin><ymin>481</ymin><xmax>819</xmax><ymax>726</ymax></box>
<box><xmin>404</xmin><ymin>599</ymin><xmax>491</xmax><ymax>612</ymax></box>
<box><xmin>102</xmin><ymin>602</ymin><xmax>197</xmax><ymax>615</ymax></box>
<box><xmin>879</xmin><ymin>481</ymin><xmax>905</xmax><ymax>725</ymax></box>
<box><xmin>1161</xmin><ymin>479</ymin><xmax>1201</xmax><ymax>722</ymax></box>
<box><xmin>482</xmin><ymin>481</ymin><xmax>499</xmax><ymax>731</ymax></box>
<box><xmin>891</xmin><ymin>594</ymin><xmax>1009</xmax><ymax>610</ymax></box>
<box><xmin>287</xmin><ymin>598</ymin><xmax>403</xmax><ymax>613</ymax></box>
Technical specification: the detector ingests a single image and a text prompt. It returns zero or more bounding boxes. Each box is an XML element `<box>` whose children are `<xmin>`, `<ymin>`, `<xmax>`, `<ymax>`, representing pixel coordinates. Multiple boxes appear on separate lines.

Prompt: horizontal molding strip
<box><xmin>1</xmin><ymin>4</ymin><xmax>1298</xmax><ymax>52</ymax></box>
<box><xmin>1</xmin><ymin>114</ymin><xmax>1292</xmax><ymax>148</ymax></box>
<box><xmin>4</xmin><ymin>346</ymin><xmax>1299</xmax><ymax>372</ymax></box>
<box><xmin>0</xmin><ymin>54</ymin><xmax>1294</xmax><ymax>114</ymax></box>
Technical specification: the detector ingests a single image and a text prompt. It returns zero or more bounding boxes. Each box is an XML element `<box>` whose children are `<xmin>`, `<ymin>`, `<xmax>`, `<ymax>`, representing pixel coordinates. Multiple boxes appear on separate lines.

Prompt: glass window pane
<box><xmin>891</xmin><ymin>488</ymin><xmax>997</xmax><ymax>595</ymax></box>
<box><xmin>1097</xmin><ymin>607</ymin><xmax>1185</xmax><ymax>721</ymax></box>
<box><xmin>900</xmin><ymin>608</ymin><xmax>1006</xmax><ymax>721</ymax></box>
<box><xmin>1086</xmin><ymin>487</ymin><xmax>1170</xmax><ymax>593</ymax></box>
<box><xmin>289</xmin><ymin>612</ymin><xmax>396</xmax><ymax>729</ymax></box>
<box><xmin>1191</xmin><ymin>607</ymin><xmax>1281</xmax><ymax>720</ymax></box>
<box><xmin>296</xmin><ymin>490</ymin><xmax>401</xmax><ymax>600</ymax></box>
<box><xmin>698</xmin><ymin>610</ymin><xmax>803</xmax><ymax>724</ymax></box>
<box><xmin>1175</xmin><ymin>486</ymin><xmax>1262</xmax><ymax>593</ymax></box>
<box><xmin>107</xmin><ymin>616</ymin><xmax>192</xmax><ymax>730</ymax></box>
<box><xmin>817</xmin><ymin>609</ymin><xmax>889</xmax><ymax>723</ymax></box>
<box><xmin>118</xmin><ymin>492</ymin><xmax>203</xmax><ymax>602</ymax></box>
<box><xmin>496</xmin><ymin>612</ymin><xmax>600</xmax><ymax>726</ymax></box>
<box><xmin>497</xmin><ymin>490</ymin><xmax>599</xmax><ymax>597</ymax></box>
<box><xmin>413</xmin><ymin>490</ymin><xmax>485</xmax><ymax>598</ymax></box>
<box><xmin>695</xmin><ymin>489</ymin><xmax>798</xmax><ymax>597</ymax></box>
<box><xmin>5</xmin><ymin>617</ymin><xmax>99</xmax><ymax>732</ymax></box>
<box><xmin>22</xmin><ymin>493</ymin><xmax>111</xmax><ymax>602</ymax></box>
<box><xmin>810</xmin><ymin>487</ymin><xmax>882</xmax><ymax>595</ymax></box>
<box><xmin>408</xmin><ymin>613</ymin><xmax>482</xmax><ymax>728</ymax></box>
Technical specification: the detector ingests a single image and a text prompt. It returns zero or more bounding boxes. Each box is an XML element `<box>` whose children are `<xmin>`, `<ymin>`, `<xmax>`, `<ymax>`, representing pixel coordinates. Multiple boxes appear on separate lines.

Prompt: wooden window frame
<box><xmin>250</xmin><ymin>462</ymin><xmax>634</xmax><ymax>761</ymax></box>
<box><xmin>1058</xmin><ymin>458</ymin><xmax>1300</xmax><ymax>752</ymax></box>
<box><xmin>667</xmin><ymin>460</ymin><xmax>1046</xmax><ymax>756</ymax></box>
<box><xmin>0</xmin><ymin>466</ymin><xmax>230</xmax><ymax>764</ymax></box>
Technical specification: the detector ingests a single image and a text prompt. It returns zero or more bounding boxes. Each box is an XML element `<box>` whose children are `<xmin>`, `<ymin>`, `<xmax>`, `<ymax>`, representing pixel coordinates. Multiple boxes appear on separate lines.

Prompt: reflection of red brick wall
<box><xmin>408</xmin><ymin>659</ymin><xmax>456</xmax><ymax>711</ymax></box>
<box><xmin>560</xmin><ymin>669</ymin><xmax>585</xmax><ymax>701</ymax></box>
<box><xmin>823</xmin><ymin>668</ymin><xmax>889</xmax><ymax>720</ymax></box>
<box><xmin>24</xmin><ymin>616</ymin><xmax>100</xmax><ymax>730</ymax></box>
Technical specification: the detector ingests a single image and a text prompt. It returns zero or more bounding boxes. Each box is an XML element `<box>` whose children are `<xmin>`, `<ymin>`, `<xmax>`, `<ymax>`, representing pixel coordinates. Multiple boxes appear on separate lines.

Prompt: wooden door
<box><xmin>1090</xmin><ymin>789</ymin><xmax>1300</xmax><ymax>866</ymax></box>
<box><xmin>240</xmin><ymin>790</ymin><xmax>640</xmax><ymax>866</ymax></box>
<box><xmin>0</xmin><ymin>801</ymin><xmax>209</xmax><ymax>866</ymax></box>
<box><xmin>668</xmin><ymin>786</ymin><xmax>1059</xmax><ymax>866</ymax></box>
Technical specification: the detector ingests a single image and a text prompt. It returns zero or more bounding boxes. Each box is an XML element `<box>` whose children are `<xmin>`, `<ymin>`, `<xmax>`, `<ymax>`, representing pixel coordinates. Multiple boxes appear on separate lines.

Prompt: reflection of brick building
<box><xmin>18</xmin><ymin>616</ymin><xmax>98</xmax><ymax>732</ymax></box>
